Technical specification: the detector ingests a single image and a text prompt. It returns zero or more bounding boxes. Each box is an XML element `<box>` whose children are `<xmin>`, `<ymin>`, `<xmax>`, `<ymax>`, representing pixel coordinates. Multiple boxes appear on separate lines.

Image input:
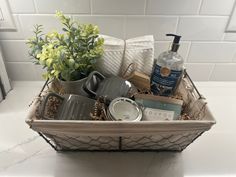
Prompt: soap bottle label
<box><xmin>151</xmin><ymin>64</ymin><xmax>182</xmax><ymax>96</ymax></box>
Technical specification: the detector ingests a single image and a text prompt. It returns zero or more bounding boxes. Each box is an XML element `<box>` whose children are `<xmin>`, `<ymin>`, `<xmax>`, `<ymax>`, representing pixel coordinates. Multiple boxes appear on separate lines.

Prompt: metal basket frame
<box><xmin>27</xmin><ymin>71</ymin><xmax>215</xmax><ymax>152</ymax></box>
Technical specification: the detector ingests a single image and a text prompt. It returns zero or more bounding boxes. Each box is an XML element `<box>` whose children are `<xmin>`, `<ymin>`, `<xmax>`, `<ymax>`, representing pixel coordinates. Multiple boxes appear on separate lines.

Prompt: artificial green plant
<box><xmin>27</xmin><ymin>11</ymin><xmax>104</xmax><ymax>81</ymax></box>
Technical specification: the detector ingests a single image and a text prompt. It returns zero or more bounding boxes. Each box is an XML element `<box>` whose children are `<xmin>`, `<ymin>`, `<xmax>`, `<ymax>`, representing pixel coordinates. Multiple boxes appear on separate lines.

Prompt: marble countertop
<box><xmin>0</xmin><ymin>81</ymin><xmax>236</xmax><ymax>177</ymax></box>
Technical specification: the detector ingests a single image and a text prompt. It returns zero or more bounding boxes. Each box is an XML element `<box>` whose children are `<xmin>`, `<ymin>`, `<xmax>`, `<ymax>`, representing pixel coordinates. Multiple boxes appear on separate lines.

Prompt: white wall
<box><xmin>0</xmin><ymin>0</ymin><xmax>236</xmax><ymax>81</ymax></box>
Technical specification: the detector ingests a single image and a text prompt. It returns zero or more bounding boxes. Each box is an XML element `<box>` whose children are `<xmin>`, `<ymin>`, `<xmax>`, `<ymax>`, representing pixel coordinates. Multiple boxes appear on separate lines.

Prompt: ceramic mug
<box><xmin>83</xmin><ymin>71</ymin><xmax>137</xmax><ymax>101</ymax></box>
<box><xmin>40</xmin><ymin>92</ymin><xmax>95</xmax><ymax>120</ymax></box>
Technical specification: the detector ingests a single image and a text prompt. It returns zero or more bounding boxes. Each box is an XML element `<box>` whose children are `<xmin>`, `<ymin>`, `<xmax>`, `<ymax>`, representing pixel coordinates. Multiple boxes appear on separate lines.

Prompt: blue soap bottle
<box><xmin>151</xmin><ymin>34</ymin><xmax>184</xmax><ymax>96</ymax></box>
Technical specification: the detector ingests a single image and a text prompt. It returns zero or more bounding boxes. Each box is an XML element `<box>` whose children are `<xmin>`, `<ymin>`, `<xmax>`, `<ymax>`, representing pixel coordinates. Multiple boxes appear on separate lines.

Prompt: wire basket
<box><xmin>26</xmin><ymin>72</ymin><xmax>216</xmax><ymax>152</ymax></box>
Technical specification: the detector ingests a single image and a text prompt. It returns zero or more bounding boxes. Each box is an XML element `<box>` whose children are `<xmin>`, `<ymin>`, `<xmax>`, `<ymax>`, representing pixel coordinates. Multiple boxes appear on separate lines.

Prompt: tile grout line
<box><xmin>10</xmin><ymin>15</ymin><xmax>25</xmax><ymax>40</ymax></box>
<box><xmin>123</xmin><ymin>16</ymin><xmax>127</xmax><ymax>39</ymax></box>
<box><xmin>90</xmin><ymin>0</ymin><xmax>93</xmax><ymax>15</ymax></box>
<box><xmin>12</xmin><ymin>13</ymin><xmax>230</xmax><ymax>18</ymax></box>
<box><xmin>33</xmin><ymin>0</ymin><xmax>38</xmax><ymax>14</ymax></box>
<box><xmin>185</xmin><ymin>41</ymin><xmax>192</xmax><ymax>62</ymax></box>
<box><xmin>197</xmin><ymin>0</ymin><xmax>204</xmax><ymax>14</ymax></box>
<box><xmin>208</xmin><ymin>63</ymin><xmax>216</xmax><ymax>81</ymax></box>
<box><xmin>197</xmin><ymin>14</ymin><xmax>230</xmax><ymax>17</ymax></box>
<box><xmin>221</xmin><ymin>33</ymin><xmax>226</xmax><ymax>41</ymax></box>
<box><xmin>2</xmin><ymin>39</ymin><xmax>236</xmax><ymax>43</ymax></box>
<box><xmin>15</xmin><ymin>15</ymin><xmax>26</xmax><ymax>40</ymax></box>
<box><xmin>6</xmin><ymin>61</ymin><xmax>33</xmax><ymax>64</ymax></box>
<box><xmin>0</xmin><ymin>39</ymin><xmax>27</xmax><ymax>42</ymax></box>
<box><xmin>144</xmin><ymin>0</ymin><xmax>147</xmax><ymax>15</ymax></box>
<box><xmin>175</xmin><ymin>16</ymin><xmax>180</xmax><ymax>34</ymax></box>
<box><xmin>231</xmin><ymin>47</ymin><xmax>236</xmax><ymax>62</ymax></box>
<box><xmin>6</xmin><ymin>60</ymin><xmax>236</xmax><ymax>64</ymax></box>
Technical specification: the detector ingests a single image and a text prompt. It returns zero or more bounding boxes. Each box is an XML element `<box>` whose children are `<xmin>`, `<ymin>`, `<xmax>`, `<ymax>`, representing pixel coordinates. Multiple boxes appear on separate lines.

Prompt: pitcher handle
<box><xmin>83</xmin><ymin>71</ymin><xmax>105</xmax><ymax>97</ymax></box>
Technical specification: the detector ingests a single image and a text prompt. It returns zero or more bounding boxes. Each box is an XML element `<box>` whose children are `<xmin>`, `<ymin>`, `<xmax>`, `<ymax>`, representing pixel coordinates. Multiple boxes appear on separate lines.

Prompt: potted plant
<box><xmin>27</xmin><ymin>11</ymin><xmax>104</xmax><ymax>95</ymax></box>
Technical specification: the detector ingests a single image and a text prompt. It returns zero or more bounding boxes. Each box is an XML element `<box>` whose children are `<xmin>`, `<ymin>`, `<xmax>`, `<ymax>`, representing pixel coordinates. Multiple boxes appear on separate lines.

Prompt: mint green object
<box><xmin>135</xmin><ymin>95</ymin><xmax>183</xmax><ymax>120</ymax></box>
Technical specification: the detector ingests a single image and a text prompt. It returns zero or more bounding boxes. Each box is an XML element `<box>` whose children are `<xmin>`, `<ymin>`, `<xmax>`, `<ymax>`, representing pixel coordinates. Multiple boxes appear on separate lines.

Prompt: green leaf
<box><xmin>68</xmin><ymin>58</ymin><xmax>75</xmax><ymax>67</ymax></box>
<box><xmin>46</xmin><ymin>58</ymin><xmax>53</xmax><ymax>67</ymax></box>
<box><xmin>28</xmin><ymin>11</ymin><xmax>104</xmax><ymax>81</ymax></box>
<box><xmin>62</xmin><ymin>28</ymin><xmax>68</xmax><ymax>32</ymax></box>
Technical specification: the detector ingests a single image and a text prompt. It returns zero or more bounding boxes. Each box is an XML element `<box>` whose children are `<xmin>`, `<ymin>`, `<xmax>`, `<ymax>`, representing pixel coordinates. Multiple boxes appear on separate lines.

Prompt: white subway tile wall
<box><xmin>185</xmin><ymin>63</ymin><xmax>214</xmax><ymax>81</ymax></box>
<box><xmin>210</xmin><ymin>64</ymin><xmax>236</xmax><ymax>81</ymax></box>
<box><xmin>188</xmin><ymin>42</ymin><xmax>236</xmax><ymax>62</ymax></box>
<box><xmin>177</xmin><ymin>17</ymin><xmax>228</xmax><ymax>40</ymax></box>
<box><xmin>125</xmin><ymin>16</ymin><xmax>178</xmax><ymax>40</ymax></box>
<box><xmin>8</xmin><ymin>0</ymin><xmax>36</xmax><ymax>13</ymax></box>
<box><xmin>34</xmin><ymin>0</ymin><xmax>90</xmax><ymax>14</ymax></box>
<box><xmin>34</xmin><ymin>65</ymin><xmax>46</xmax><ymax>81</ymax></box>
<box><xmin>146</xmin><ymin>0</ymin><xmax>201</xmax><ymax>15</ymax></box>
<box><xmin>154</xmin><ymin>41</ymin><xmax>191</xmax><ymax>61</ymax></box>
<box><xmin>73</xmin><ymin>16</ymin><xmax>125</xmax><ymax>38</ymax></box>
<box><xmin>224</xmin><ymin>33</ymin><xmax>236</xmax><ymax>41</ymax></box>
<box><xmin>200</xmin><ymin>0</ymin><xmax>235</xmax><ymax>15</ymax></box>
<box><xmin>0</xmin><ymin>40</ymin><xmax>29</xmax><ymax>62</ymax></box>
<box><xmin>6</xmin><ymin>62</ymin><xmax>38</xmax><ymax>81</ymax></box>
<box><xmin>19</xmin><ymin>15</ymin><xmax>66</xmax><ymax>38</ymax></box>
<box><xmin>92</xmin><ymin>0</ymin><xmax>145</xmax><ymax>15</ymax></box>
<box><xmin>1</xmin><ymin>0</ymin><xmax>236</xmax><ymax>81</ymax></box>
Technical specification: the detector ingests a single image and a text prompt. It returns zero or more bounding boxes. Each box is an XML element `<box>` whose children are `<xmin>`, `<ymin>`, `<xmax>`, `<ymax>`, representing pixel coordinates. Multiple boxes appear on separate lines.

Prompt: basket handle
<box><xmin>83</xmin><ymin>71</ymin><xmax>105</xmax><ymax>97</ymax></box>
<box><xmin>40</xmin><ymin>92</ymin><xmax>64</xmax><ymax>120</ymax></box>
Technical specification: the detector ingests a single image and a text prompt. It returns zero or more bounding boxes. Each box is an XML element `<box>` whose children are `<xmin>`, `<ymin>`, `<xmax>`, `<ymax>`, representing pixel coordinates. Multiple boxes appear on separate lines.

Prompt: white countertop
<box><xmin>0</xmin><ymin>81</ymin><xmax>236</xmax><ymax>177</ymax></box>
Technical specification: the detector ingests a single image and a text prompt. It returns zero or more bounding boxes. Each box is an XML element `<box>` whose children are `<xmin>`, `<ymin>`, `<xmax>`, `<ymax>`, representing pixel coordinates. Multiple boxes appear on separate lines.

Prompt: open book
<box><xmin>96</xmin><ymin>35</ymin><xmax>154</xmax><ymax>77</ymax></box>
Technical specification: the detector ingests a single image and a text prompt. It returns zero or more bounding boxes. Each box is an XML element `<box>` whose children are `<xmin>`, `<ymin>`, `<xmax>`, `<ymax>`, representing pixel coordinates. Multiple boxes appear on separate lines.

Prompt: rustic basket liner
<box><xmin>26</xmin><ymin>73</ymin><xmax>216</xmax><ymax>151</ymax></box>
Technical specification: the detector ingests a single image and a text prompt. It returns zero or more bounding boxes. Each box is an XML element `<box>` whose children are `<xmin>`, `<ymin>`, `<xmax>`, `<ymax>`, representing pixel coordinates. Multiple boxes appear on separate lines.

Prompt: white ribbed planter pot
<box><xmin>59</xmin><ymin>77</ymin><xmax>88</xmax><ymax>96</ymax></box>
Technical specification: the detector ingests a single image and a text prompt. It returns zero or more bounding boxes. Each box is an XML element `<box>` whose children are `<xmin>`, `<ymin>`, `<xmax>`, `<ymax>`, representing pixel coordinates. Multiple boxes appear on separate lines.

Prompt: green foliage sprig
<box><xmin>27</xmin><ymin>11</ymin><xmax>104</xmax><ymax>81</ymax></box>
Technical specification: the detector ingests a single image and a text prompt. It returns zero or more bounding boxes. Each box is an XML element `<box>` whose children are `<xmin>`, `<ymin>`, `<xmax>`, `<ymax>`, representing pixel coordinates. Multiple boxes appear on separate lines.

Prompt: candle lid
<box><xmin>108</xmin><ymin>97</ymin><xmax>142</xmax><ymax>121</ymax></box>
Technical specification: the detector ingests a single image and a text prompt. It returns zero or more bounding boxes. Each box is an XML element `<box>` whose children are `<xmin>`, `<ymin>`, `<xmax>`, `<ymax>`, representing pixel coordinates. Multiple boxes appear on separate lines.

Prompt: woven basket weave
<box><xmin>26</xmin><ymin>73</ymin><xmax>216</xmax><ymax>152</ymax></box>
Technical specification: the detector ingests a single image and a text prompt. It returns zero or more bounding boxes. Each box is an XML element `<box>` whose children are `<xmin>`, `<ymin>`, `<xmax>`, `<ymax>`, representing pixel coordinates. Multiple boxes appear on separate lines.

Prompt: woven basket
<box><xmin>26</xmin><ymin>72</ymin><xmax>216</xmax><ymax>152</ymax></box>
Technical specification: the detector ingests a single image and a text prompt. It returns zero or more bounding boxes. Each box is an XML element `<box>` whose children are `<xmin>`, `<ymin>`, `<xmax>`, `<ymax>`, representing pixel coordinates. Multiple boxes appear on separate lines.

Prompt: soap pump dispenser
<box><xmin>151</xmin><ymin>34</ymin><xmax>184</xmax><ymax>96</ymax></box>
